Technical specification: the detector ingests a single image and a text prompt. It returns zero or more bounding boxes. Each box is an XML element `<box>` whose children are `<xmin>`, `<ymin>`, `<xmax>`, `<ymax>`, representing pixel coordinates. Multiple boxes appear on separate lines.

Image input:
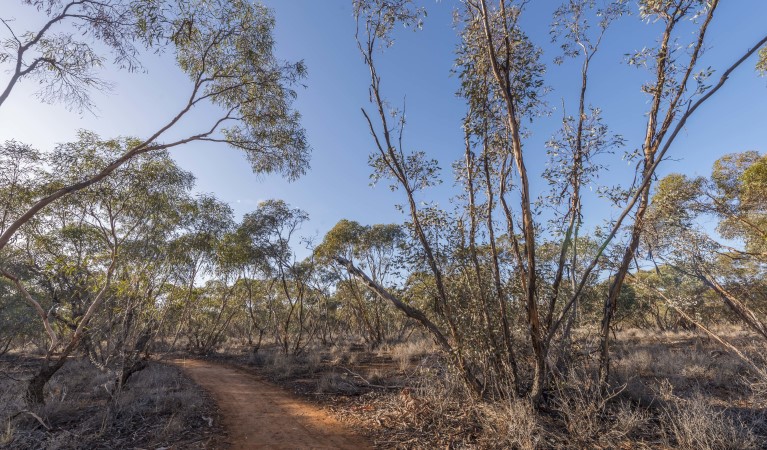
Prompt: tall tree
<box><xmin>238</xmin><ymin>200</ymin><xmax>317</xmax><ymax>355</ymax></box>
<box><xmin>343</xmin><ymin>0</ymin><xmax>767</xmax><ymax>404</ymax></box>
<box><xmin>646</xmin><ymin>152</ymin><xmax>767</xmax><ymax>341</ymax></box>
<box><xmin>0</xmin><ymin>0</ymin><xmax>310</xmax><ymax>253</ymax></box>
<box><xmin>3</xmin><ymin>141</ymin><xmax>194</xmax><ymax>403</ymax></box>
<box><xmin>317</xmin><ymin>220</ymin><xmax>406</xmax><ymax>346</ymax></box>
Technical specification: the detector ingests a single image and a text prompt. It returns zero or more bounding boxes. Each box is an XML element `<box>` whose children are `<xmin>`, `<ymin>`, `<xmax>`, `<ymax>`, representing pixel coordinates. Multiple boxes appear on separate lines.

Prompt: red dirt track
<box><xmin>174</xmin><ymin>359</ymin><xmax>373</xmax><ymax>450</ymax></box>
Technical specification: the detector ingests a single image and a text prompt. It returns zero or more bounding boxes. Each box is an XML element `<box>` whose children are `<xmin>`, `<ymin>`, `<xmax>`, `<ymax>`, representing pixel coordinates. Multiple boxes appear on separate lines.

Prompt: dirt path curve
<box><xmin>172</xmin><ymin>359</ymin><xmax>373</xmax><ymax>450</ymax></box>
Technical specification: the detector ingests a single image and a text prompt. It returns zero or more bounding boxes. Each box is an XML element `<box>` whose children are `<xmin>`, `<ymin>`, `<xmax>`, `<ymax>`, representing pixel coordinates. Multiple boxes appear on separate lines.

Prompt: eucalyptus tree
<box><xmin>317</xmin><ymin>220</ymin><xmax>406</xmax><ymax>346</ymax></box>
<box><xmin>620</xmin><ymin>267</ymin><xmax>711</xmax><ymax>330</ymax></box>
<box><xmin>543</xmin><ymin>0</ymin><xmax>626</xmax><ymax>347</ymax></box>
<box><xmin>0</xmin><ymin>275</ymin><xmax>36</xmax><ymax>355</ymax></box>
<box><xmin>460</xmin><ymin>2</ymin><xmax>550</xmax><ymax>398</ymax></box>
<box><xmin>645</xmin><ymin>152</ymin><xmax>767</xmax><ymax>342</ymax></box>
<box><xmin>0</xmin><ymin>142</ymin><xmax>43</xmax><ymax>352</ymax></box>
<box><xmin>84</xmin><ymin>149</ymin><xmax>192</xmax><ymax>389</ymax></box>
<box><xmin>0</xmin><ymin>0</ymin><xmax>145</xmax><ymax>110</ymax></box>
<box><xmin>345</xmin><ymin>0</ymin><xmax>617</xmax><ymax>400</ymax></box>
<box><xmin>319</xmin><ymin>220</ymin><xmax>376</xmax><ymax>344</ymax></box>
<box><xmin>215</xmin><ymin>228</ymin><xmax>271</xmax><ymax>352</ymax></box>
<box><xmin>593</xmin><ymin>0</ymin><xmax>714</xmax><ymax>384</ymax></box>
<box><xmin>2</xmin><ymin>138</ymin><xmax>195</xmax><ymax>403</ymax></box>
<box><xmin>180</xmin><ymin>279</ymin><xmax>241</xmax><ymax>354</ymax></box>
<box><xmin>0</xmin><ymin>0</ymin><xmax>309</xmax><ymax>254</ymax></box>
<box><xmin>165</xmin><ymin>194</ymin><xmax>234</xmax><ymax>351</ymax></box>
<box><xmin>90</xmin><ymin>239</ymin><xmax>173</xmax><ymax>390</ymax></box>
<box><xmin>346</xmin><ymin>0</ymin><xmax>488</xmax><ymax>395</ymax></box>
<box><xmin>0</xmin><ymin>141</ymin><xmax>42</xmax><ymax>238</ymax></box>
<box><xmin>343</xmin><ymin>0</ymin><xmax>767</xmax><ymax>403</ymax></box>
<box><xmin>1</xmin><ymin>0</ymin><xmax>311</xmax><ymax>384</ymax></box>
<box><xmin>238</xmin><ymin>200</ymin><xmax>318</xmax><ymax>355</ymax></box>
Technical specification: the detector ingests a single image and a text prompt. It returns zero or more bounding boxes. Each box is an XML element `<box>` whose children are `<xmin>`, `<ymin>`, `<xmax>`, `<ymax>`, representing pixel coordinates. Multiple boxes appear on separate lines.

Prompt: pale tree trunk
<box><xmin>476</xmin><ymin>0</ymin><xmax>545</xmax><ymax>400</ymax></box>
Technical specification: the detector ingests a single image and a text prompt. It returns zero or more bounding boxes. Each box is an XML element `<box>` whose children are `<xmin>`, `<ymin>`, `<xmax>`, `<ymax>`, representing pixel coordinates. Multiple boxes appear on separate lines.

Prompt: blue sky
<box><xmin>1</xmin><ymin>0</ymin><xmax>766</xmax><ymax>246</ymax></box>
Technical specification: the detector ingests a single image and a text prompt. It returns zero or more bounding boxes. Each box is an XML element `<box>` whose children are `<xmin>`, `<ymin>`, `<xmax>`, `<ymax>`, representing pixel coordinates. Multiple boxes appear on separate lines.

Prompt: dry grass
<box><xmin>248</xmin><ymin>346</ymin><xmax>325</xmax><ymax>381</ymax></box>
<box><xmin>662</xmin><ymin>392</ymin><xmax>758</xmax><ymax>450</ymax></box>
<box><xmin>475</xmin><ymin>399</ymin><xmax>539</xmax><ymax>450</ymax></box>
<box><xmin>612</xmin><ymin>329</ymin><xmax>761</xmax><ymax>401</ymax></box>
<box><xmin>343</xmin><ymin>365</ymin><xmax>483</xmax><ymax>449</ymax></box>
<box><xmin>216</xmin><ymin>328</ymin><xmax>767</xmax><ymax>449</ymax></box>
<box><xmin>0</xmin><ymin>357</ymin><xmax>220</xmax><ymax>449</ymax></box>
<box><xmin>326</xmin><ymin>360</ymin><xmax>652</xmax><ymax>449</ymax></box>
<box><xmin>551</xmin><ymin>368</ymin><xmax>650</xmax><ymax>449</ymax></box>
<box><xmin>237</xmin><ymin>340</ymin><xmax>407</xmax><ymax>398</ymax></box>
<box><xmin>325</xmin><ymin>329</ymin><xmax>767</xmax><ymax>448</ymax></box>
<box><xmin>750</xmin><ymin>378</ymin><xmax>767</xmax><ymax>407</ymax></box>
<box><xmin>386</xmin><ymin>338</ymin><xmax>435</xmax><ymax>372</ymax></box>
<box><xmin>316</xmin><ymin>372</ymin><xmax>361</xmax><ymax>395</ymax></box>
<box><xmin>612</xmin><ymin>328</ymin><xmax>766</xmax><ymax>449</ymax></box>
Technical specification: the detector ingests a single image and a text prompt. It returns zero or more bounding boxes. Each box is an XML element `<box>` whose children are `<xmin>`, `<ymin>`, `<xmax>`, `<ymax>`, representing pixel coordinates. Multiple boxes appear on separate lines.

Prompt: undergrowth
<box><xmin>0</xmin><ymin>358</ymin><xmax>219</xmax><ymax>449</ymax></box>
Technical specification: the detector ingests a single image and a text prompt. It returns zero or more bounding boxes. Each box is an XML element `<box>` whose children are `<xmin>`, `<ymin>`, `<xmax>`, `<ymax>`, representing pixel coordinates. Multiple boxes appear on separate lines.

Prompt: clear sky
<box><xmin>1</xmin><ymin>1</ymin><xmax>766</xmax><ymax>246</ymax></box>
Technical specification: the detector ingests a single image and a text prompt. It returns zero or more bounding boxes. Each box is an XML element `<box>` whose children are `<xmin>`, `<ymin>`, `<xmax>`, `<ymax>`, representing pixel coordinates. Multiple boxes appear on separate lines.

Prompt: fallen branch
<box><xmin>338</xmin><ymin>366</ymin><xmax>401</xmax><ymax>390</ymax></box>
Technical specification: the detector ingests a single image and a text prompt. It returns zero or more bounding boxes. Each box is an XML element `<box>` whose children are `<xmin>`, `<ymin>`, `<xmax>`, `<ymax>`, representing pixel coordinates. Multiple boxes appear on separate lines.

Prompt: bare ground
<box><xmin>172</xmin><ymin>358</ymin><xmax>374</xmax><ymax>450</ymax></box>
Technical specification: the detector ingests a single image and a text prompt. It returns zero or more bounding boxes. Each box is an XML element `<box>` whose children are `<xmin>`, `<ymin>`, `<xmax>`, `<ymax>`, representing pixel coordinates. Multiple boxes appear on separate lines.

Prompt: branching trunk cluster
<box><xmin>347</xmin><ymin>0</ymin><xmax>767</xmax><ymax>403</ymax></box>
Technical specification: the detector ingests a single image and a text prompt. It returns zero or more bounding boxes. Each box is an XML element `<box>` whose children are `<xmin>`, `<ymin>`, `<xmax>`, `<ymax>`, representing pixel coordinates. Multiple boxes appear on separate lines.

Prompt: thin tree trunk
<box><xmin>477</xmin><ymin>0</ymin><xmax>545</xmax><ymax>401</ymax></box>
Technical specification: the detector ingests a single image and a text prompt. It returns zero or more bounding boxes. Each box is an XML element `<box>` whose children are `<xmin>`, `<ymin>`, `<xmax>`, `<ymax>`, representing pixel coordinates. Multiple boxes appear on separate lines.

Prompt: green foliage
<box><xmin>649</xmin><ymin>173</ymin><xmax>704</xmax><ymax>228</ymax></box>
<box><xmin>316</xmin><ymin>219</ymin><xmax>407</xmax><ymax>344</ymax></box>
<box><xmin>3</xmin><ymin>0</ymin><xmax>310</xmax><ymax>177</ymax></box>
<box><xmin>317</xmin><ymin>220</ymin><xmax>404</xmax><ymax>271</ymax></box>
<box><xmin>757</xmin><ymin>45</ymin><xmax>767</xmax><ymax>75</ymax></box>
<box><xmin>711</xmin><ymin>152</ymin><xmax>767</xmax><ymax>252</ymax></box>
<box><xmin>740</xmin><ymin>154</ymin><xmax>767</xmax><ymax>207</ymax></box>
<box><xmin>0</xmin><ymin>277</ymin><xmax>36</xmax><ymax>352</ymax></box>
<box><xmin>239</xmin><ymin>199</ymin><xmax>308</xmax><ymax>265</ymax></box>
<box><xmin>169</xmin><ymin>194</ymin><xmax>235</xmax><ymax>280</ymax></box>
<box><xmin>645</xmin><ymin>151</ymin><xmax>767</xmax><ymax>330</ymax></box>
<box><xmin>0</xmin><ymin>141</ymin><xmax>42</xmax><ymax>237</ymax></box>
<box><xmin>711</xmin><ymin>151</ymin><xmax>761</xmax><ymax>198</ymax></box>
<box><xmin>638</xmin><ymin>0</ymin><xmax>709</xmax><ymax>19</ymax></box>
<box><xmin>456</xmin><ymin>0</ymin><xmax>546</xmax><ymax>123</ymax></box>
<box><xmin>353</xmin><ymin>0</ymin><xmax>425</xmax><ymax>49</ymax></box>
<box><xmin>2</xmin><ymin>0</ymin><xmax>150</xmax><ymax>111</ymax></box>
<box><xmin>1</xmin><ymin>135</ymin><xmax>196</xmax><ymax>357</ymax></box>
<box><xmin>167</xmin><ymin>0</ymin><xmax>310</xmax><ymax>179</ymax></box>
<box><xmin>650</xmin><ymin>151</ymin><xmax>767</xmax><ymax>253</ymax></box>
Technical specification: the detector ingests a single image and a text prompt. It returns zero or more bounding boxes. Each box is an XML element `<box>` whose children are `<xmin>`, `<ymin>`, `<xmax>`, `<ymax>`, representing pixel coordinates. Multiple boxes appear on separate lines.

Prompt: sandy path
<box><xmin>173</xmin><ymin>359</ymin><xmax>373</xmax><ymax>450</ymax></box>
